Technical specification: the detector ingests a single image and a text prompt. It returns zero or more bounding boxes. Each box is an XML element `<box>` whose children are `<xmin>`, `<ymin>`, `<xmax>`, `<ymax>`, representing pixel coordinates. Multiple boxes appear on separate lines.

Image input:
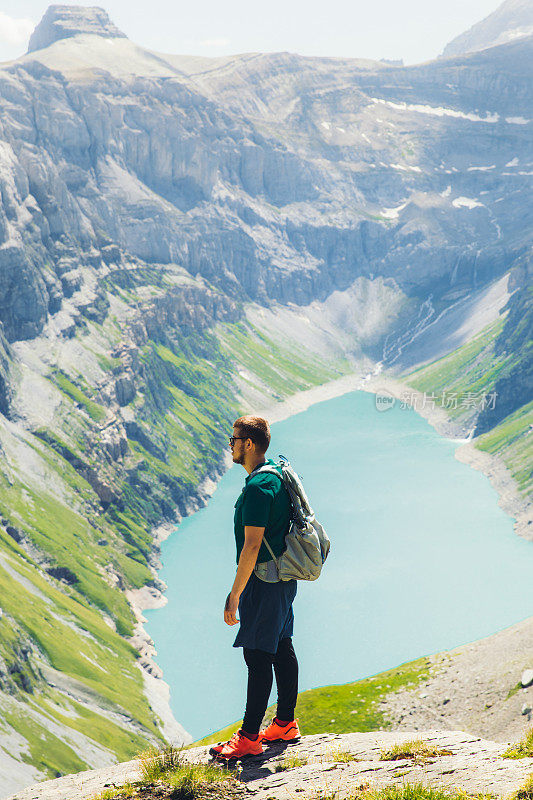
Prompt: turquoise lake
<box><xmin>145</xmin><ymin>390</ymin><xmax>533</xmax><ymax>740</ymax></box>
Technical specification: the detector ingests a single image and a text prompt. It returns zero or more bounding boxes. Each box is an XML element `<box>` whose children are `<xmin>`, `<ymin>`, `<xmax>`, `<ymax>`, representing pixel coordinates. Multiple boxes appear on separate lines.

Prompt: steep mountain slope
<box><xmin>442</xmin><ymin>0</ymin><xmax>533</xmax><ymax>58</ymax></box>
<box><xmin>0</xmin><ymin>3</ymin><xmax>530</xmax><ymax>792</ymax></box>
<box><xmin>397</xmin><ymin>260</ymin><xmax>532</xmax><ymax>507</ymax></box>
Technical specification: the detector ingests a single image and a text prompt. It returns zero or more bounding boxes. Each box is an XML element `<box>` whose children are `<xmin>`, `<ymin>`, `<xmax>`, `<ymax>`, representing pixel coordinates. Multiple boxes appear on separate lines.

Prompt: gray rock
<box><xmin>60</xmin><ymin>269</ymin><xmax>82</xmax><ymax>298</ymax></box>
<box><xmin>101</xmin><ymin>243</ymin><xmax>121</xmax><ymax>265</ymax></box>
<box><xmin>521</xmin><ymin>669</ymin><xmax>533</xmax><ymax>688</ymax></box>
<box><xmin>27</xmin><ymin>5</ymin><xmax>127</xmax><ymax>53</ymax></box>
<box><xmin>5</xmin><ymin>525</ymin><xmax>22</xmax><ymax>543</ymax></box>
<box><xmin>114</xmin><ymin>374</ymin><xmax>135</xmax><ymax>407</ymax></box>
<box><xmin>441</xmin><ymin>0</ymin><xmax>533</xmax><ymax>58</ymax></box>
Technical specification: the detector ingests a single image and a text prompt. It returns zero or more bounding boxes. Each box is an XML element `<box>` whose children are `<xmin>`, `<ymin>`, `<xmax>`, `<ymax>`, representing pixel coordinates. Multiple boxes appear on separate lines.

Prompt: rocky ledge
<box><xmin>7</xmin><ymin>731</ymin><xmax>533</xmax><ymax>800</ymax></box>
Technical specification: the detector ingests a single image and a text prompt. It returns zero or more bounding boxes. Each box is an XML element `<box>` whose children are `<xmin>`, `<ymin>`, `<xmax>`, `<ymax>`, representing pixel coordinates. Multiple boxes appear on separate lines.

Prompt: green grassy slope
<box><xmin>476</xmin><ymin>401</ymin><xmax>533</xmax><ymax>496</ymax></box>
<box><xmin>401</xmin><ymin>299</ymin><xmax>532</xmax><ymax>501</ymax></box>
<box><xmin>194</xmin><ymin>656</ymin><xmax>431</xmax><ymax>746</ymax></box>
<box><xmin>402</xmin><ymin>317</ymin><xmax>507</xmax><ymax>421</ymax></box>
<box><xmin>0</xmin><ymin>265</ymin><xmax>352</xmax><ymax>779</ymax></box>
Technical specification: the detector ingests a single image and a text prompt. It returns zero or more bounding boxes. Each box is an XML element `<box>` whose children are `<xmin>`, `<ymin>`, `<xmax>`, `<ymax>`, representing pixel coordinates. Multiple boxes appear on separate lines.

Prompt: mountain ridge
<box><xmin>442</xmin><ymin>0</ymin><xmax>533</xmax><ymax>58</ymax></box>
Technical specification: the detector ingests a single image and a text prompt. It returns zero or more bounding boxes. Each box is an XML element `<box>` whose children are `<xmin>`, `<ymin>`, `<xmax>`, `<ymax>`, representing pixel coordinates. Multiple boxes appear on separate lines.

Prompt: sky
<box><xmin>0</xmin><ymin>0</ymin><xmax>502</xmax><ymax>65</ymax></box>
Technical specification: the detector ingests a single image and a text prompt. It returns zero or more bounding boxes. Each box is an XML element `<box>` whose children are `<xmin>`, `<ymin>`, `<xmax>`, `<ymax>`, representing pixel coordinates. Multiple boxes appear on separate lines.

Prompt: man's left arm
<box><xmin>224</xmin><ymin>525</ymin><xmax>264</xmax><ymax>626</ymax></box>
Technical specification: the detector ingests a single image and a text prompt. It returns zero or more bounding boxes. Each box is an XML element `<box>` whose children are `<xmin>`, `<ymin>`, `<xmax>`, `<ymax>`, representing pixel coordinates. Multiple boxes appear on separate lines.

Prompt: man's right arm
<box><xmin>224</xmin><ymin>525</ymin><xmax>265</xmax><ymax>626</ymax></box>
<box><xmin>223</xmin><ymin>481</ymin><xmax>274</xmax><ymax>625</ymax></box>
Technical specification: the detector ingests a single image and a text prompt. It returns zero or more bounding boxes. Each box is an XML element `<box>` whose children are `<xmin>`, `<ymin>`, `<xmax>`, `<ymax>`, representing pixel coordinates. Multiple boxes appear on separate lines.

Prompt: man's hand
<box><xmin>224</xmin><ymin>592</ymin><xmax>240</xmax><ymax>626</ymax></box>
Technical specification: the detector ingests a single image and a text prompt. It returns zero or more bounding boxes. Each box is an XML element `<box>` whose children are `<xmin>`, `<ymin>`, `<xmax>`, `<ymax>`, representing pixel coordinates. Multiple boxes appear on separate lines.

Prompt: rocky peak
<box><xmin>27</xmin><ymin>5</ymin><xmax>127</xmax><ymax>53</ymax></box>
<box><xmin>441</xmin><ymin>0</ymin><xmax>533</xmax><ymax>58</ymax></box>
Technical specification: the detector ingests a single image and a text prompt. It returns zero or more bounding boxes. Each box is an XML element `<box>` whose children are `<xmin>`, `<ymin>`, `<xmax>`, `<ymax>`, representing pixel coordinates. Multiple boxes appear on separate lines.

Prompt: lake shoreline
<box><xmin>126</xmin><ymin>372</ymin><xmax>373</xmax><ymax>742</ymax></box>
<box><xmin>358</xmin><ymin>373</ymin><xmax>532</xmax><ymax>542</ymax></box>
<box><xmin>127</xmin><ymin>366</ymin><xmax>531</xmax><ymax>743</ymax></box>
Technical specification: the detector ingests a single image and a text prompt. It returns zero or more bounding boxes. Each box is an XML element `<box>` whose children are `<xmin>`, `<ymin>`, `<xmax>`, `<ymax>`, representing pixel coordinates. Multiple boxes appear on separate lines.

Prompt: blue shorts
<box><xmin>233</xmin><ymin>572</ymin><xmax>297</xmax><ymax>654</ymax></box>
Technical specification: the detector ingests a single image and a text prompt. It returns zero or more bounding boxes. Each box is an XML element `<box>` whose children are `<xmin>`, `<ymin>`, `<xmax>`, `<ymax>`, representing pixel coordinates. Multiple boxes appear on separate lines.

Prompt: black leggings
<box><xmin>242</xmin><ymin>637</ymin><xmax>298</xmax><ymax>734</ymax></box>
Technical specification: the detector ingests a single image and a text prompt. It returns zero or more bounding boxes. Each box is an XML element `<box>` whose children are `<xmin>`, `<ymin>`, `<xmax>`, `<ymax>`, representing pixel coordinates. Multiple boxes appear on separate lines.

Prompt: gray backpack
<box><xmin>253</xmin><ymin>455</ymin><xmax>330</xmax><ymax>583</ymax></box>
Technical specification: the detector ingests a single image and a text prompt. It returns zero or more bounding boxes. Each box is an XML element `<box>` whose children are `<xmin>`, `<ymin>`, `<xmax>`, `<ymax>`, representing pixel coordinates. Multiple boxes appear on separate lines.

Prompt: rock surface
<box><xmin>379</xmin><ymin>615</ymin><xmax>533</xmax><ymax>743</ymax></box>
<box><xmin>27</xmin><ymin>5</ymin><xmax>127</xmax><ymax>53</ymax></box>
<box><xmin>442</xmin><ymin>0</ymin><xmax>533</xmax><ymax>58</ymax></box>
<box><xmin>522</xmin><ymin>669</ymin><xmax>533</xmax><ymax>688</ymax></box>
<box><xmin>0</xmin><ymin>5</ymin><xmax>528</xmax><ymax>347</ymax></box>
<box><xmin>7</xmin><ymin>731</ymin><xmax>533</xmax><ymax>800</ymax></box>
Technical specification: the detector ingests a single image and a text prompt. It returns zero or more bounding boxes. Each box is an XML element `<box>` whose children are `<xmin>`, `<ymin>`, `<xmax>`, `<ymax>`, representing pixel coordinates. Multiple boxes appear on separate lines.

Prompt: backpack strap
<box><xmin>254</xmin><ymin>465</ymin><xmax>282</xmax><ymax>478</ymax></box>
<box><xmin>262</xmin><ymin>537</ymin><xmax>277</xmax><ymax>562</ymax></box>
<box><xmin>250</xmin><ymin>465</ymin><xmax>284</xmax><ymax>572</ymax></box>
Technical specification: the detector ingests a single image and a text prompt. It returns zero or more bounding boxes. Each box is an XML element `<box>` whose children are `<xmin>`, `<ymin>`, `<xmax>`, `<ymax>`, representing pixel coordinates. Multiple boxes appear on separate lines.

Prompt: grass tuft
<box><xmin>353</xmin><ymin>786</ymin><xmax>493</xmax><ymax>800</ymax></box>
<box><xmin>274</xmin><ymin>752</ymin><xmax>308</xmax><ymax>772</ymax></box>
<box><xmin>139</xmin><ymin>746</ymin><xmax>236</xmax><ymax>799</ymax></box>
<box><xmin>512</xmin><ymin>774</ymin><xmax>533</xmax><ymax>800</ymax></box>
<box><xmin>327</xmin><ymin>748</ymin><xmax>359</xmax><ymax>763</ymax></box>
<box><xmin>379</xmin><ymin>739</ymin><xmax>452</xmax><ymax>764</ymax></box>
<box><xmin>89</xmin><ymin>783</ymin><xmax>136</xmax><ymax>800</ymax></box>
<box><xmin>165</xmin><ymin>763</ymin><xmax>235</xmax><ymax>799</ymax></box>
<box><xmin>503</xmin><ymin>728</ymin><xmax>533</xmax><ymax>759</ymax></box>
<box><xmin>507</xmin><ymin>683</ymin><xmax>522</xmax><ymax>700</ymax></box>
<box><xmin>140</xmin><ymin>745</ymin><xmax>183</xmax><ymax>781</ymax></box>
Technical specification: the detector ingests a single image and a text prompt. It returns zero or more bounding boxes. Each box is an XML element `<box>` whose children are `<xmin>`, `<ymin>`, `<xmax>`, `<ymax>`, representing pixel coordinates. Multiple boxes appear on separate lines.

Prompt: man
<box><xmin>212</xmin><ymin>415</ymin><xmax>300</xmax><ymax>761</ymax></box>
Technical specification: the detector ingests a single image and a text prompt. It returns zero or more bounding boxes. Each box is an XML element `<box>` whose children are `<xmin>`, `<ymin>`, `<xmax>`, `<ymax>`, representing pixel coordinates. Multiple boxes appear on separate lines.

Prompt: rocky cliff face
<box><xmin>475</xmin><ymin>260</ymin><xmax>533</xmax><ymax>434</ymax></box>
<box><xmin>27</xmin><ymin>5</ymin><xmax>127</xmax><ymax>53</ymax></box>
<box><xmin>441</xmin><ymin>0</ymin><xmax>533</xmax><ymax>58</ymax></box>
<box><xmin>0</xmin><ymin>9</ymin><xmax>530</xmax><ymax>351</ymax></box>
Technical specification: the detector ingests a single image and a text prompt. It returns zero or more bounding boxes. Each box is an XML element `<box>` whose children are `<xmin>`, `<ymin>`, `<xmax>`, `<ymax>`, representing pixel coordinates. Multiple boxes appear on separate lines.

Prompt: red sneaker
<box><xmin>260</xmin><ymin>718</ymin><xmax>300</xmax><ymax>743</ymax></box>
<box><xmin>216</xmin><ymin>730</ymin><xmax>263</xmax><ymax>760</ymax></box>
<box><xmin>208</xmin><ymin>741</ymin><xmax>224</xmax><ymax>757</ymax></box>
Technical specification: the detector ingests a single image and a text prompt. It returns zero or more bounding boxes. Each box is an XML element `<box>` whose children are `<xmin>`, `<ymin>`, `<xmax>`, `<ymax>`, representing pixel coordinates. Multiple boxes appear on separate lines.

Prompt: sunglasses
<box><xmin>228</xmin><ymin>436</ymin><xmax>249</xmax><ymax>446</ymax></box>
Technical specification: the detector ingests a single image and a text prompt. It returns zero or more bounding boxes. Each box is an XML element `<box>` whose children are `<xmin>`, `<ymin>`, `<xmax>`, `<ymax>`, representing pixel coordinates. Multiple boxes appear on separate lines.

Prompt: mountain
<box><xmin>27</xmin><ymin>5</ymin><xmax>127</xmax><ymax>53</ymax></box>
<box><xmin>442</xmin><ymin>0</ymin><xmax>533</xmax><ymax>58</ymax></box>
<box><xmin>0</xmin><ymin>3</ymin><xmax>530</xmax><ymax>792</ymax></box>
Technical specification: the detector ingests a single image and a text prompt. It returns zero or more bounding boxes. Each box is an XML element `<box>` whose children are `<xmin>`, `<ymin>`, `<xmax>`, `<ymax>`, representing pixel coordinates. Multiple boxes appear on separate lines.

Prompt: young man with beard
<box><xmin>211</xmin><ymin>415</ymin><xmax>300</xmax><ymax>761</ymax></box>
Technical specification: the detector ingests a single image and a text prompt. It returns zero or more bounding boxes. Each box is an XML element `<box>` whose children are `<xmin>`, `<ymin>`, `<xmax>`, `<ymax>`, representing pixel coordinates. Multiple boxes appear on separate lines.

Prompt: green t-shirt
<box><xmin>233</xmin><ymin>459</ymin><xmax>291</xmax><ymax>564</ymax></box>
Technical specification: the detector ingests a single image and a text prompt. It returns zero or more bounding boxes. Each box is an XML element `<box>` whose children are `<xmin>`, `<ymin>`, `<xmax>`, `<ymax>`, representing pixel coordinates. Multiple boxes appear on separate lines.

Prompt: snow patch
<box><xmin>440</xmin><ymin>186</ymin><xmax>452</xmax><ymax>197</ymax></box>
<box><xmin>505</xmin><ymin>157</ymin><xmax>519</xmax><ymax>166</ymax></box>
<box><xmin>370</xmin><ymin>97</ymin><xmax>500</xmax><ymax>124</ymax></box>
<box><xmin>505</xmin><ymin>117</ymin><xmax>529</xmax><ymax>125</ymax></box>
<box><xmin>321</xmin><ymin>121</ymin><xmax>331</xmax><ymax>130</ymax></box>
<box><xmin>390</xmin><ymin>163</ymin><xmax>422</xmax><ymax>172</ymax></box>
<box><xmin>381</xmin><ymin>200</ymin><xmax>408</xmax><ymax>219</ymax></box>
<box><xmin>452</xmin><ymin>196</ymin><xmax>484</xmax><ymax>209</ymax></box>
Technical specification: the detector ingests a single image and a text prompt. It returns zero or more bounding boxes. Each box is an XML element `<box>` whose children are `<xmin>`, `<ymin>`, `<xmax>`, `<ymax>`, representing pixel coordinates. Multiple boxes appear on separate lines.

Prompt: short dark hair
<box><xmin>233</xmin><ymin>415</ymin><xmax>271</xmax><ymax>454</ymax></box>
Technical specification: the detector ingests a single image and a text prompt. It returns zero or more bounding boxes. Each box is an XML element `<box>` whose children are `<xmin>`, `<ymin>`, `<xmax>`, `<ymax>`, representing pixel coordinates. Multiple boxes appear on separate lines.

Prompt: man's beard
<box><xmin>232</xmin><ymin>451</ymin><xmax>244</xmax><ymax>465</ymax></box>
